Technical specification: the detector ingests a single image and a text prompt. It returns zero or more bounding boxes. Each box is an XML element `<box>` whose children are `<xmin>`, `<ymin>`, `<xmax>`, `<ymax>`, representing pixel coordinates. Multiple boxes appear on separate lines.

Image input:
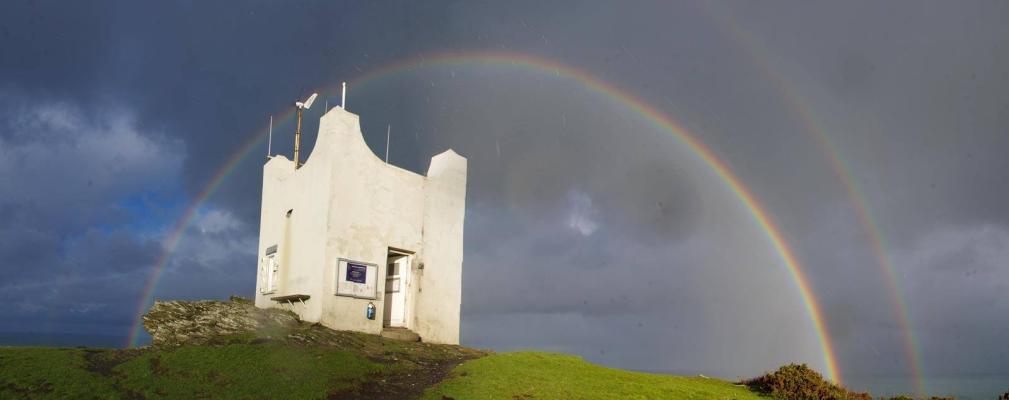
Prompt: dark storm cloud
<box><xmin>703</xmin><ymin>0</ymin><xmax>1009</xmax><ymax>380</ymax></box>
<box><xmin>0</xmin><ymin>91</ymin><xmax>183</xmax><ymax>338</ymax></box>
<box><xmin>2</xmin><ymin>1</ymin><xmax>1008</xmax><ymax>392</ymax></box>
<box><xmin>709</xmin><ymin>1</ymin><xmax>1009</xmax><ymax>239</ymax></box>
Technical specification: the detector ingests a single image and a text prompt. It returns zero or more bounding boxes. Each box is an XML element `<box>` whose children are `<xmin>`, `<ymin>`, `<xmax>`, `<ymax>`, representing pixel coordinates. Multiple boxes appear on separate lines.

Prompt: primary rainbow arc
<box><xmin>127</xmin><ymin>51</ymin><xmax>841</xmax><ymax>384</ymax></box>
<box><xmin>702</xmin><ymin>6</ymin><xmax>925</xmax><ymax>392</ymax></box>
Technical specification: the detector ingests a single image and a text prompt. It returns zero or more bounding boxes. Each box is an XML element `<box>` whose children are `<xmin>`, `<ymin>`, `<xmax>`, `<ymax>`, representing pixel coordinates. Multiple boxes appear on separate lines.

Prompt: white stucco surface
<box><xmin>254</xmin><ymin>107</ymin><xmax>466</xmax><ymax>344</ymax></box>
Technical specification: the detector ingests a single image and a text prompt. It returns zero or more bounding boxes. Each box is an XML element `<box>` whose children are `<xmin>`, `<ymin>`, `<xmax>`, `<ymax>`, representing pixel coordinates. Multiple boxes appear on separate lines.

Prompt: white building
<box><xmin>254</xmin><ymin>106</ymin><xmax>466</xmax><ymax>345</ymax></box>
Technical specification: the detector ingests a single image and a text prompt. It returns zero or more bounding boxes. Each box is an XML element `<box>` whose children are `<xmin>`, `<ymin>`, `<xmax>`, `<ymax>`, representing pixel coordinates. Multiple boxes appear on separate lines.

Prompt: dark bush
<box><xmin>741</xmin><ymin>363</ymin><xmax>870</xmax><ymax>400</ymax></box>
<box><xmin>999</xmin><ymin>389</ymin><xmax>1009</xmax><ymax>400</ymax></box>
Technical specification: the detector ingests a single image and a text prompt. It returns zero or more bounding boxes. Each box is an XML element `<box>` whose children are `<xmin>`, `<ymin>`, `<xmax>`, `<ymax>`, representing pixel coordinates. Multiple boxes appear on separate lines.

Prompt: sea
<box><xmin>845</xmin><ymin>375</ymin><xmax>1008</xmax><ymax>400</ymax></box>
<box><xmin>637</xmin><ymin>366</ymin><xmax>1007</xmax><ymax>399</ymax></box>
<box><xmin>0</xmin><ymin>332</ymin><xmax>128</xmax><ymax>348</ymax></box>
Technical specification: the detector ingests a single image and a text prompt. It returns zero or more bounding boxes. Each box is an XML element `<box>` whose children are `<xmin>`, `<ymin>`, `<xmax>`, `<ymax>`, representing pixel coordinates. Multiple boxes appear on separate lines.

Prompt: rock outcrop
<box><xmin>140</xmin><ymin>296</ymin><xmax>487</xmax><ymax>378</ymax></box>
<box><xmin>142</xmin><ymin>296</ymin><xmax>299</xmax><ymax>346</ymax></box>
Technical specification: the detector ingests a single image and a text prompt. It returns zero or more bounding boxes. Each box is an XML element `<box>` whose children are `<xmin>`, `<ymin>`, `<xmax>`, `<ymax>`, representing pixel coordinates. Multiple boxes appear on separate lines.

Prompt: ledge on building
<box><xmin>270</xmin><ymin>294</ymin><xmax>311</xmax><ymax>306</ymax></box>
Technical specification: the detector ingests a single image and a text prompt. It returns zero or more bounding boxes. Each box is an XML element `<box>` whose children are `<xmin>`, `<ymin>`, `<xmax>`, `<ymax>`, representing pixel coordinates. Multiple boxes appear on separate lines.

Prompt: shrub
<box><xmin>999</xmin><ymin>390</ymin><xmax>1009</xmax><ymax>400</ymax></box>
<box><xmin>741</xmin><ymin>363</ymin><xmax>870</xmax><ymax>400</ymax></box>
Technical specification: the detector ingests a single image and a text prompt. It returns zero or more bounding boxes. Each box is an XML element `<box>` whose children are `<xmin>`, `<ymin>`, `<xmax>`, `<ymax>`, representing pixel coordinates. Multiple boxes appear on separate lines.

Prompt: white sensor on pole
<box><xmin>296</xmin><ymin>93</ymin><xmax>318</xmax><ymax>110</ymax></box>
<box><xmin>341</xmin><ymin>82</ymin><xmax>347</xmax><ymax>109</ymax></box>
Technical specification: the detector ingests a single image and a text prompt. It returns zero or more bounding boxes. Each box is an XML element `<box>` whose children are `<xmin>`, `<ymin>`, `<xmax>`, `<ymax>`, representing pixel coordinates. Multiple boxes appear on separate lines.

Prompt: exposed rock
<box><xmin>142</xmin><ymin>296</ymin><xmax>299</xmax><ymax>346</ymax></box>
<box><xmin>141</xmin><ymin>297</ymin><xmax>486</xmax><ymax>373</ymax></box>
<box><xmin>136</xmin><ymin>297</ymin><xmax>487</xmax><ymax>399</ymax></box>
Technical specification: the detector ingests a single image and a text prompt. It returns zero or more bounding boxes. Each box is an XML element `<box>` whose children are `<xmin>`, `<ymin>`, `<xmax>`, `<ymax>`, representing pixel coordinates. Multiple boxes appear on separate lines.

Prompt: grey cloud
<box><xmin>2</xmin><ymin>1</ymin><xmax>1009</xmax><ymax>392</ymax></box>
<box><xmin>0</xmin><ymin>94</ymin><xmax>184</xmax><ymax>337</ymax></box>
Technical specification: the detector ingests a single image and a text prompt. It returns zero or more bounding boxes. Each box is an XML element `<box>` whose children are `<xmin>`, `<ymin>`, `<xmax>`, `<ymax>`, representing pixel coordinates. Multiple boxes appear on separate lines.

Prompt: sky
<box><xmin>1</xmin><ymin>1</ymin><xmax>1008</xmax><ymax>395</ymax></box>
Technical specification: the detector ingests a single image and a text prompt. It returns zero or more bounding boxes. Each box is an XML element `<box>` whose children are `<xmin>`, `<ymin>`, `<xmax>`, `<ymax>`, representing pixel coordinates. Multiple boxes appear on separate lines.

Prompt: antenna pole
<box><xmin>324</xmin><ymin>99</ymin><xmax>328</xmax><ymax>113</ymax></box>
<box><xmin>341</xmin><ymin>82</ymin><xmax>347</xmax><ymax>109</ymax></box>
<box><xmin>385</xmin><ymin>125</ymin><xmax>391</xmax><ymax>163</ymax></box>
<box><xmin>267</xmin><ymin>115</ymin><xmax>273</xmax><ymax>158</ymax></box>
<box><xmin>294</xmin><ymin>107</ymin><xmax>302</xmax><ymax>169</ymax></box>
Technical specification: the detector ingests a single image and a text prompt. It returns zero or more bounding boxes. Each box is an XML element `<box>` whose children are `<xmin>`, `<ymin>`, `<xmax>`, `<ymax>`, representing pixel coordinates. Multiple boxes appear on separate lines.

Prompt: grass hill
<box><xmin>0</xmin><ymin>345</ymin><xmax>759</xmax><ymax>399</ymax></box>
<box><xmin>0</xmin><ymin>297</ymin><xmax>857</xmax><ymax>399</ymax></box>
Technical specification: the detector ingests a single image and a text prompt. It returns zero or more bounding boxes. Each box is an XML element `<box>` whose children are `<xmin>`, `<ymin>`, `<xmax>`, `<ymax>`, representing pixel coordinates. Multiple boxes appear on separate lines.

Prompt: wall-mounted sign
<box><xmin>335</xmin><ymin>259</ymin><xmax>377</xmax><ymax>299</ymax></box>
<box><xmin>346</xmin><ymin>263</ymin><xmax>367</xmax><ymax>284</ymax></box>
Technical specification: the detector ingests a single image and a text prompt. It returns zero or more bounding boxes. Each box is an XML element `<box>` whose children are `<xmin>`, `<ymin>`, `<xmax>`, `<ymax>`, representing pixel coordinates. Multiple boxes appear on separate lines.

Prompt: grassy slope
<box><xmin>421</xmin><ymin>352</ymin><xmax>762</xmax><ymax>400</ymax></box>
<box><xmin>0</xmin><ymin>347</ymin><xmax>120</xmax><ymax>399</ymax></box>
<box><xmin>114</xmin><ymin>345</ymin><xmax>384</xmax><ymax>398</ymax></box>
<box><xmin>0</xmin><ymin>345</ymin><xmax>387</xmax><ymax>399</ymax></box>
<box><xmin>0</xmin><ymin>346</ymin><xmax>762</xmax><ymax>399</ymax></box>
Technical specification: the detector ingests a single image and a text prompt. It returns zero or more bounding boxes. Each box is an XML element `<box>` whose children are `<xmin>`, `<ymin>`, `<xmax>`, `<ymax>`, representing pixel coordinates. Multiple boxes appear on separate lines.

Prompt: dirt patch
<box><xmin>81</xmin><ymin>349</ymin><xmax>148</xmax><ymax>400</ymax></box>
<box><xmin>327</xmin><ymin>354</ymin><xmax>479</xmax><ymax>400</ymax></box>
<box><xmin>2</xmin><ymin>381</ymin><xmax>53</xmax><ymax>397</ymax></box>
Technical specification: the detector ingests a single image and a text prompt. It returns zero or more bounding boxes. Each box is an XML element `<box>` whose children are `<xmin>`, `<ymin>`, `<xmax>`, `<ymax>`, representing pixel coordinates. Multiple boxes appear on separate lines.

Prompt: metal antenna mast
<box><xmin>267</xmin><ymin>115</ymin><xmax>273</xmax><ymax>158</ymax></box>
<box><xmin>385</xmin><ymin>125</ymin><xmax>391</xmax><ymax>163</ymax></box>
<box><xmin>294</xmin><ymin>93</ymin><xmax>318</xmax><ymax>170</ymax></box>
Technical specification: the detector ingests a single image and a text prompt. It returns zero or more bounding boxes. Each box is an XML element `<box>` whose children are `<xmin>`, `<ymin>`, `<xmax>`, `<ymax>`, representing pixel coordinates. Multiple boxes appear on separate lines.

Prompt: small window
<box><xmin>260</xmin><ymin>253</ymin><xmax>279</xmax><ymax>294</ymax></box>
<box><xmin>258</xmin><ymin>258</ymin><xmax>268</xmax><ymax>293</ymax></box>
<box><xmin>268</xmin><ymin>256</ymin><xmax>279</xmax><ymax>292</ymax></box>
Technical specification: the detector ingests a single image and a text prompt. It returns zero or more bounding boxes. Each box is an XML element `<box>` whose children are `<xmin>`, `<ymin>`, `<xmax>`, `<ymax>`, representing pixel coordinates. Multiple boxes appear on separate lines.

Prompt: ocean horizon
<box><xmin>0</xmin><ymin>332</ymin><xmax>128</xmax><ymax>349</ymax></box>
<box><xmin>635</xmin><ymin>366</ymin><xmax>1007</xmax><ymax>399</ymax></box>
<box><xmin>844</xmin><ymin>375</ymin><xmax>1008</xmax><ymax>400</ymax></box>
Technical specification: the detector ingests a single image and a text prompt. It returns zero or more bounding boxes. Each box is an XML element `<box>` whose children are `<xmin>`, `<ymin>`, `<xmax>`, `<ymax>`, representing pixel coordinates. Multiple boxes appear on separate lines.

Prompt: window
<box><xmin>268</xmin><ymin>256</ymin><xmax>279</xmax><ymax>293</ymax></box>
<box><xmin>260</xmin><ymin>247</ymin><xmax>279</xmax><ymax>294</ymax></box>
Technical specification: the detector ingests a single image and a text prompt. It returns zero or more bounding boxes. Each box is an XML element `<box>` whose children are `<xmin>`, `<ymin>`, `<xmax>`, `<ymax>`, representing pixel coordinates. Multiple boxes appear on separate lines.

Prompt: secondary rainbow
<box><xmin>703</xmin><ymin>6</ymin><xmax>925</xmax><ymax>394</ymax></box>
<box><xmin>126</xmin><ymin>51</ymin><xmax>841</xmax><ymax>383</ymax></box>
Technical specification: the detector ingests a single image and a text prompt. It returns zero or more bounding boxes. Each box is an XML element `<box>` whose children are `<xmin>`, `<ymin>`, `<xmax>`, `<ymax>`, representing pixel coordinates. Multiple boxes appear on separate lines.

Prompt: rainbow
<box><xmin>702</xmin><ymin>5</ymin><xmax>925</xmax><ymax>394</ymax></box>
<box><xmin>126</xmin><ymin>51</ymin><xmax>841</xmax><ymax>383</ymax></box>
<box><xmin>125</xmin><ymin>107</ymin><xmax>294</xmax><ymax>348</ymax></box>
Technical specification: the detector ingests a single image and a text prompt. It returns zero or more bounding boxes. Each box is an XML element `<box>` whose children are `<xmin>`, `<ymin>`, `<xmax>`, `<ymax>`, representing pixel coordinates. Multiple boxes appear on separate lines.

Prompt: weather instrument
<box><xmin>293</xmin><ymin>93</ymin><xmax>318</xmax><ymax>169</ymax></box>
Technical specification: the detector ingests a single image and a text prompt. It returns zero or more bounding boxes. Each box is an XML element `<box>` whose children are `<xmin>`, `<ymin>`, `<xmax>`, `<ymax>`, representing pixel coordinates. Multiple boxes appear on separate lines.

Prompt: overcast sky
<box><xmin>2</xmin><ymin>1</ymin><xmax>1007</xmax><ymax>394</ymax></box>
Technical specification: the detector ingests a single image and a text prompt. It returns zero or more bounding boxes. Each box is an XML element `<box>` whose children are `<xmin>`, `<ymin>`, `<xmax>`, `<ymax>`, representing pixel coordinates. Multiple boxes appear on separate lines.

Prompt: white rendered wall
<box><xmin>416</xmin><ymin>150</ymin><xmax>467</xmax><ymax>344</ymax></box>
<box><xmin>254</xmin><ymin>107</ymin><xmax>466</xmax><ymax>344</ymax></box>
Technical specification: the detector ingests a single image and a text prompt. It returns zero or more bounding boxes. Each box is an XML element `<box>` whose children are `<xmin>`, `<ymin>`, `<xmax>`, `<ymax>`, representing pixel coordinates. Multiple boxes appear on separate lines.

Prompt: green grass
<box><xmin>0</xmin><ymin>347</ymin><xmax>120</xmax><ymax>399</ymax></box>
<box><xmin>421</xmin><ymin>352</ymin><xmax>763</xmax><ymax>400</ymax></box>
<box><xmin>112</xmin><ymin>344</ymin><xmax>385</xmax><ymax>399</ymax></box>
<box><xmin>0</xmin><ymin>346</ymin><xmax>766</xmax><ymax>399</ymax></box>
<box><xmin>0</xmin><ymin>299</ymin><xmax>775</xmax><ymax>398</ymax></box>
<box><xmin>0</xmin><ymin>345</ymin><xmax>387</xmax><ymax>400</ymax></box>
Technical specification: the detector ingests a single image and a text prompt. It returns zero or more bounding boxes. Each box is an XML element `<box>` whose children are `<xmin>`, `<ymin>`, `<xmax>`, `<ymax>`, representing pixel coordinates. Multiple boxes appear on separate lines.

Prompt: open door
<box><xmin>383</xmin><ymin>250</ymin><xmax>411</xmax><ymax>327</ymax></box>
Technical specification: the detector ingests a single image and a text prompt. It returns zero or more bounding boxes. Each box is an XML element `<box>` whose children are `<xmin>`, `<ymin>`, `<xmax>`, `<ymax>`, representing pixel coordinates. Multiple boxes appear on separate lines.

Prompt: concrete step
<box><xmin>381</xmin><ymin>327</ymin><xmax>420</xmax><ymax>342</ymax></box>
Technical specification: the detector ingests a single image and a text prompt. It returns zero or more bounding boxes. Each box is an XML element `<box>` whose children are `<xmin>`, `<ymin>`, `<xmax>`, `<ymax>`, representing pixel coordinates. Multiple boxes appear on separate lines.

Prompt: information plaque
<box><xmin>335</xmin><ymin>259</ymin><xmax>377</xmax><ymax>299</ymax></box>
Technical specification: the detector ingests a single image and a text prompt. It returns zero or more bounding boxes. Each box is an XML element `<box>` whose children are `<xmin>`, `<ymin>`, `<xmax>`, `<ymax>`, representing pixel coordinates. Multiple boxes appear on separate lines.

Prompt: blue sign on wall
<box><xmin>346</xmin><ymin>263</ymin><xmax>367</xmax><ymax>284</ymax></box>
